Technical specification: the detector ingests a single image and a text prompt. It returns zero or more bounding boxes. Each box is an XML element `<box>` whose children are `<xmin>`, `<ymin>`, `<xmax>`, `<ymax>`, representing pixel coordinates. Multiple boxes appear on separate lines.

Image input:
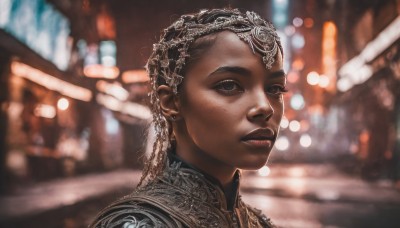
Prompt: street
<box><xmin>1</xmin><ymin>163</ymin><xmax>399</xmax><ymax>228</ymax></box>
<box><xmin>1</xmin><ymin>1</ymin><xmax>400</xmax><ymax>227</ymax></box>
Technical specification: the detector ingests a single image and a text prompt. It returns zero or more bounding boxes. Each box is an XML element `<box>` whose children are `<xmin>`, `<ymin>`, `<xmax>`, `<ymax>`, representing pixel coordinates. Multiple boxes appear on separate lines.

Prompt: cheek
<box><xmin>185</xmin><ymin>97</ymin><xmax>224</xmax><ymax>125</ymax></box>
<box><xmin>272</xmin><ymin>98</ymin><xmax>284</xmax><ymax>122</ymax></box>
<box><xmin>181</xmin><ymin>93</ymin><xmax>236</xmax><ymax>143</ymax></box>
<box><xmin>274</xmin><ymin>97</ymin><xmax>284</xmax><ymax>113</ymax></box>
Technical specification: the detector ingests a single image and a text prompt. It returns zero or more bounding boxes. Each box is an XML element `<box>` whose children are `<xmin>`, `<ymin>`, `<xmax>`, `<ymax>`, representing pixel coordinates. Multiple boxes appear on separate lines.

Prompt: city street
<box><xmin>1</xmin><ymin>1</ymin><xmax>400</xmax><ymax>228</ymax></box>
<box><xmin>1</xmin><ymin>163</ymin><xmax>399</xmax><ymax>228</ymax></box>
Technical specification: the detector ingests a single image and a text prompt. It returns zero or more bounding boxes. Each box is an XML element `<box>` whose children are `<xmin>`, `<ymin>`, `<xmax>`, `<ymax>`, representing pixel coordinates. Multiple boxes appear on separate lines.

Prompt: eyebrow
<box><xmin>208</xmin><ymin>66</ymin><xmax>252</xmax><ymax>77</ymax></box>
<box><xmin>208</xmin><ymin>66</ymin><xmax>286</xmax><ymax>79</ymax></box>
<box><xmin>269</xmin><ymin>70</ymin><xmax>286</xmax><ymax>78</ymax></box>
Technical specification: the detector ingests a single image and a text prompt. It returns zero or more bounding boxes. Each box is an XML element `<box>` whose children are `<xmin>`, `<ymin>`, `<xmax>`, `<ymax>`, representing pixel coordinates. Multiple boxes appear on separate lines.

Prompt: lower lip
<box><xmin>242</xmin><ymin>139</ymin><xmax>273</xmax><ymax>148</ymax></box>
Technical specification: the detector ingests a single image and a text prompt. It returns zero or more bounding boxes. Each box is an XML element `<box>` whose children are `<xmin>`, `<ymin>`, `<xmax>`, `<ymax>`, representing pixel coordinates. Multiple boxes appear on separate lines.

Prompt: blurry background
<box><xmin>0</xmin><ymin>0</ymin><xmax>400</xmax><ymax>227</ymax></box>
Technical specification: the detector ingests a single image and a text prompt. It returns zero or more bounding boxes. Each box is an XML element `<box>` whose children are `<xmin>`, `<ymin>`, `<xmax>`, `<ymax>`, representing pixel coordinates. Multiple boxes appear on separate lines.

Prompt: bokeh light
<box><xmin>290</xmin><ymin>94</ymin><xmax>305</xmax><ymax>110</ymax></box>
<box><xmin>307</xmin><ymin>71</ymin><xmax>320</xmax><ymax>85</ymax></box>
<box><xmin>289</xmin><ymin>120</ymin><xmax>301</xmax><ymax>132</ymax></box>
<box><xmin>280</xmin><ymin>116</ymin><xmax>289</xmax><ymax>129</ymax></box>
<box><xmin>275</xmin><ymin>136</ymin><xmax>290</xmax><ymax>151</ymax></box>
<box><xmin>293</xmin><ymin>17</ymin><xmax>303</xmax><ymax>27</ymax></box>
<box><xmin>292</xmin><ymin>33</ymin><xmax>305</xmax><ymax>49</ymax></box>
<box><xmin>304</xmin><ymin>17</ymin><xmax>314</xmax><ymax>28</ymax></box>
<box><xmin>258</xmin><ymin>166</ymin><xmax>271</xmax><ymax>176</ymax></box>
<box><xmin>57</xmin><ymin>98</ymin><xmax>69</xmax><ymax>111</ymax></box>
<box><xmin>284</xmin><ymin>25</ymin><xmax>296</xmax><ymax>36</ymax></box>
<box><xmin>300</xmin><ymin>134</ymin><xmax>312</xmax><ymax>148</ymax></box>
<box><xmin>318</xmin><ymin>74</ymin><xmax>330</xmax><ymax>88</ymax></box>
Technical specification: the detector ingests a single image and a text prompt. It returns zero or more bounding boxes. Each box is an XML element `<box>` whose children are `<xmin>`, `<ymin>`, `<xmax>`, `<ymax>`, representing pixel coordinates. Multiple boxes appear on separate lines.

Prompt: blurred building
<box><xmin>1</xmin><ymin>1</ymin><xmax>100</xmax><ymax>190</ymax></box>
<box><xmin>266</xmin><ymin>0</ymin><xmax>399</xmax><ymax>185</ymax></box>
<box><xmin>0</xmin><ymin>0</ymin><xmax>150</xmax><ymax>190</ymax></box>
<box><xmin>0</xmin><ymin>0</ymin><xmax>282</xmax><ymax>191</ymax></box>
<box><xmin>334</xmin><ymin>0</ymin><xmax>400</xmax><ymax>180</ymax></box>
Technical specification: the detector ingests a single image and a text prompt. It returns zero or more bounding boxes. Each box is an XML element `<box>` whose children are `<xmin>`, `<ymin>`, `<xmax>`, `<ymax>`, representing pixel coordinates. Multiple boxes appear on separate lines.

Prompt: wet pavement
<box><xmin>0</xmin><ymin>170</ymin><xmax>140</xmax><ymax>228</ymax></box>
<box><xmin>241</xmin><ymin>164</ymin><xmax>400</xmax><ymax>228</ymax></box>
<box><xmin>1</xmin><ymin>164</ymin><xmax>399</xmax><ymax>228</ymax></box>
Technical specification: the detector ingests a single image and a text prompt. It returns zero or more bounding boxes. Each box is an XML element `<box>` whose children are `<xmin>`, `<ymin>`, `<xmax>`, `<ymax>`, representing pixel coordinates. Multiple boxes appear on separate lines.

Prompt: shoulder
<box><xmin>89</xmin><ymin>197</ymin><xmax>186</xmax><ymax>228</ymax></box>
<box><xmin>239</xmin><ymin>199</ymin><xmax>277</xmax><ymax>228</ymax></box>
<box><xmin>247</xmin><ymin>206</ymin><xmax>277</xmax><ymax>227</ymax></box>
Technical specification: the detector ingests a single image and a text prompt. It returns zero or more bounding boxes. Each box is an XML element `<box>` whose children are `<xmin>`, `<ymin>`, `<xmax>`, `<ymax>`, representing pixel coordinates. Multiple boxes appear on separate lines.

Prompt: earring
<box><xmin>170</xmin><ymin>115</ymin><xmax>176</xmax><ymax>121</ymax></box>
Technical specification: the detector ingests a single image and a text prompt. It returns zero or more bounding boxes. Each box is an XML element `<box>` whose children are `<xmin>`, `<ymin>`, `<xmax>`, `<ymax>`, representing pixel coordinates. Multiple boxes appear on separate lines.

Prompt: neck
<box><xmin>174</xmin><ymin>144</ymin><xmax>237</xmax><ymax>188</ymax></box>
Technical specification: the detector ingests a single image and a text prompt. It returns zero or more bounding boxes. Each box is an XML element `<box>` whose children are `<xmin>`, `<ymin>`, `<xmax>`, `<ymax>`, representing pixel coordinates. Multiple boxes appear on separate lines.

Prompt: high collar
<box><xmin>167</xmin><ymin>152</ymin><xmax>241</xmax><ymax>211</ymax></box>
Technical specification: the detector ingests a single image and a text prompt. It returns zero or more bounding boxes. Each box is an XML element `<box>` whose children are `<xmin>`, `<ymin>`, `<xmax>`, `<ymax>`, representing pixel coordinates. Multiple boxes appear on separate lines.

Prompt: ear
<box><xmin>157</xmin><ymin>85</ymin><xmax>180</xmax><ymax>120</ymax></box>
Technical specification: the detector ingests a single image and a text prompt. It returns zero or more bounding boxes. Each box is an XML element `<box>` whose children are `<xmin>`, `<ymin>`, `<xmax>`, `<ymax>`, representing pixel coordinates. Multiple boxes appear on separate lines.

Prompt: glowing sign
<box><xmin>96</xmin><ymin>94</ymin><xmax>151</xmax><ymax>120</ymax></box>
<box><xmin>338</xmin><ymin>16</ymin><xmax>400</xmax><ymax>92</ymax></box>
<box><xmin>122</xmin><ymin>69</ymin><xmax>149</xmax><ymax>84</ymax></box>
<box><xmin>322</xmin><ymin>21</ymin><xmax>337</xmax><ymax>92</ymax></box>
<box><xmin>11</xmin><ymin>61</ymin><xmax>92</xmax><ymax>102</ymax></box>
<box><xmin>0</xmin><ymin>0</ymin><xmax>71</xmax><ymax>70</ymax></box>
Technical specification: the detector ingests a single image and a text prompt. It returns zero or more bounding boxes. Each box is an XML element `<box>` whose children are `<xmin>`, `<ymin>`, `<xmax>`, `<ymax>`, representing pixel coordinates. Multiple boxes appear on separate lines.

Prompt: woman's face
<box><xmin>176</xmin><ymin>31</ymin><xmax>285</xmax><ymax>171</ymax></box>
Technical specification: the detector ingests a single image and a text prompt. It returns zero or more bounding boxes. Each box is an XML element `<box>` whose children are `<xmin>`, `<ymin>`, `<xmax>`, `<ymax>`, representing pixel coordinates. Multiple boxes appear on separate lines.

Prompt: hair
<box><xmin>138</xmin><ymin>8</ymin><xmax>283</xmax><ymax>186</ymax></box>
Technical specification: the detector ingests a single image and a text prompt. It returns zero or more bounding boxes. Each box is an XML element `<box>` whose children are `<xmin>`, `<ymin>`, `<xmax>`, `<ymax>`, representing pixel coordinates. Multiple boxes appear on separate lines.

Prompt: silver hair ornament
<box><xmin>148</xmin><ymin>9</ymin><xmax>282</xmax><ymax>94</ymax></box>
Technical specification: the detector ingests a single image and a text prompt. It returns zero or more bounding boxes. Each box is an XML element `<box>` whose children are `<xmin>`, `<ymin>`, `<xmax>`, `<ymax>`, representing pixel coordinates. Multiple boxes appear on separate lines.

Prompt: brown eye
<box><xmin>267</xmin><ymin>85</ymin><xmax>288</xmax><ymax>96</ymax></box>
<box><xmin>214</xmin><ymin>80</ymin><xmax>244</xmax><ymax>95</ymax></box>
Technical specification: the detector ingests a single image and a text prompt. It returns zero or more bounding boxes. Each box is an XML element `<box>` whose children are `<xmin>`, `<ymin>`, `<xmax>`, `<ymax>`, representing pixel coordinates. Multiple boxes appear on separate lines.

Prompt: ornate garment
<box><xmin>90</xmin><ymin>154</ymin><xmax>275</xmax><ymax>228</ymax></box>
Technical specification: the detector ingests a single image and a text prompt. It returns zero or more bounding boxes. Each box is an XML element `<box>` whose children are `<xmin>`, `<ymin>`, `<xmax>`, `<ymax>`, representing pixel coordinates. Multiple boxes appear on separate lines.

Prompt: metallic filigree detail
<box><xmin>90</xmin><ymin>158</ymin><xmax>276</xmax><ymax>228</ymax></box>
<box><xmin>147</xmin><ymin>9</ymin><xmax>282</xmax><ymax>95</ymax></box>
<box><xmin>90</xmin><ymin>202</ymin><xmax>183</xmax><ymax>228</ymax></box>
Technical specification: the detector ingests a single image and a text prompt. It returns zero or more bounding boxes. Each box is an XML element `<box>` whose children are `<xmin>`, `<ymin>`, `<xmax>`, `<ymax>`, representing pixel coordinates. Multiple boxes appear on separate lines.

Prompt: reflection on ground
<box><xmin>1</xmin><ymin>163</ymin><xmax>399</xmax><ymax>228</ymax></box>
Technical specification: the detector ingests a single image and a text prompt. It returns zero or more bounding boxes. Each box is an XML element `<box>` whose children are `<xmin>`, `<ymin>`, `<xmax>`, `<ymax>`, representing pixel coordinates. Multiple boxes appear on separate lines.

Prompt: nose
<box><xmin>247</xmin><ymin>91</ymin><xmax>274</xmax><ymax>122</ymax></box>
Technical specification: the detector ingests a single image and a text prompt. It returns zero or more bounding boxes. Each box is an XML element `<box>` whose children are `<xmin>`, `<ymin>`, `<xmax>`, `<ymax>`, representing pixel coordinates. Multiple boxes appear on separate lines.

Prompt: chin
<box><xmin>238</xmin><ymin>156</ymin><xmax>269</xmax><ymax>170</ymax></box>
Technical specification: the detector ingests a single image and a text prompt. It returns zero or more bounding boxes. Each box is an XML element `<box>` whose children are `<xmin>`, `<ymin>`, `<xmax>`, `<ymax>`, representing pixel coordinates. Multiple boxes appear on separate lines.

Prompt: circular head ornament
<box><xmin>147</xmin><ymin>8</ymin><xmax>283</xmax><ymax>94</ymax></box>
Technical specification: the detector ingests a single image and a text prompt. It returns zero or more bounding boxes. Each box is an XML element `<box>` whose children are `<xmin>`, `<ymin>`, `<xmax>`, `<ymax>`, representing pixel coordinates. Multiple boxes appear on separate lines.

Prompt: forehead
<box><xmin>186</xmin><ymin>31</ymin><xmax>283</xmax><ymax>74</ymax></box>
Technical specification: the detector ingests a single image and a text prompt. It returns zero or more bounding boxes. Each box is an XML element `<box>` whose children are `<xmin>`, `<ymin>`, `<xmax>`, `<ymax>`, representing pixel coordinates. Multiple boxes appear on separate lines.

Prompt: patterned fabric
<box><xmin>89</xmin><ymin>155</ymin><xmax>275</xmax><ymax>228</ymax></box>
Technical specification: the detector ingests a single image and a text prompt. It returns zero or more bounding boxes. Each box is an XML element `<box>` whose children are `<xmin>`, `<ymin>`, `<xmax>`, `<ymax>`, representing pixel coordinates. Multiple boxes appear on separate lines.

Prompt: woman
<box><xmin>90</xmin><ymin>8</ymin><xmax>286</xmax><ymax>228</ymax></box>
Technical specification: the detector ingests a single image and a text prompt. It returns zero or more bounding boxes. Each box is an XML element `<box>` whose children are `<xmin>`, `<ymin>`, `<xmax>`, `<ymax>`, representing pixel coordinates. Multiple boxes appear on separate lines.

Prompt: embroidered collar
<box><xmin>167</xmin><ymin>152</ymin><xmax>241</xmax><ymax>211</ymax></box>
